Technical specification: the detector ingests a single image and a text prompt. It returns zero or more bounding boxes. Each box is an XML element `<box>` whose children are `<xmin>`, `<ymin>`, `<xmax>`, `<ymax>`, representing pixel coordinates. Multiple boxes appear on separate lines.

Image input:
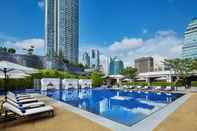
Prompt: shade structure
<box><xmin>0</xmin><ymin>61</ymin><xmax>38</xmax><ymax>75</ymax></box>
<box><xmin>0</xmin><ymin>61</ymin><xmax>38</xmax><ymax>98</ymax></box>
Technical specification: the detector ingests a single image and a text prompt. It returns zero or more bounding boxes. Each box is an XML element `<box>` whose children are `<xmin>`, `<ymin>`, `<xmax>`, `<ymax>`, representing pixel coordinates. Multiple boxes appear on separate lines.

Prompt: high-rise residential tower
<box><xmin>45</xmin><ymin>0</ymin><xmax>79</xmax><ymax>63</ymax></box>
<box><xmin>82</xmin><ymin>52</ymin><xmax>90</xmax><ymax>67</ymax></box>
<box><xmin>90</xmin><ymin>49</ymin><xmax>100</xmax><ymax>69</ymax></box>
<box><xmin>182</xmin><ymin>18</ymin><xmax>197</xmax><ymax>59</ymax></box>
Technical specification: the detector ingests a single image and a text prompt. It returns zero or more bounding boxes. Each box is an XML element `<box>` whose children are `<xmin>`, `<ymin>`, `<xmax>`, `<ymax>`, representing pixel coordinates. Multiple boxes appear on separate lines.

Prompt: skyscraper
<box><xmin>182</xmin><ymin>18</ymin><xmax>197</xmax><ymax>59</ymax></box>
<box><xmin>82</xmin><ymin>52</ymin><xmax>90</xmax><ymax>67</ymax></box>
<box><xmin>90</xmin><ymin>49</ymin><xmax>100</xmax><ymax>69</ymax></box>
<box><xmin>45</xmin><ymin>0</ymin><xmax>79</xmax><ymax>63</ymax></box>
<box><xmin>109</xmin><ymin>57</ymin><xmax>124</xmax><ymax>75</ymax></box>
<box><xmin>135</xmin><ymin>57</ymin><xmax>154</xmax><ymax>73</ymax></box>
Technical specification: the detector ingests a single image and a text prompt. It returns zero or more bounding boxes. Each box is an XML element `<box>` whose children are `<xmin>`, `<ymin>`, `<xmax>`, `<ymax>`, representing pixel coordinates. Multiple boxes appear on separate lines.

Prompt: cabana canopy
<box><xmin>0</xmin><ymin>61</ymin><xmax>38</xmax><ymax>76</ymax></box>
<box><xmin>0</xmin><ymin>61</ymin><xmax>38</xmax><ymax>99</ymax></box>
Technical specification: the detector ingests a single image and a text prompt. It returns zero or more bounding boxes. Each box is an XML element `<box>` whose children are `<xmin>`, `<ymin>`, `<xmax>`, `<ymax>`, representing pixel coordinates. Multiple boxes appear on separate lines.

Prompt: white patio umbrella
<box><xmin>0</xmin><ymin>61</ymin><xmax>38</xmax><ymax>100</ymax></box>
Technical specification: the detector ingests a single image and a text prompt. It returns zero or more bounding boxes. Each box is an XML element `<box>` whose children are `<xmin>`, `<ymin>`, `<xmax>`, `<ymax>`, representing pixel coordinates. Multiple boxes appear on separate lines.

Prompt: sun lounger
<box><xmin>3</xmin><ymin>102</ymin><xmax>54</xmax><ymax>117</ymax></box>
<box><xmin>7</xmin><ymin>92</ymin><xmax>34</xmax><ymax>99</ymax></box>
<box><xmin>7</xmin><ymin>94</ymin><xmax>38</xmax><ymax>104</ymax></box>
<box><xmin>127</xmin><ymin>86</ymin><xmax>135</xmax><ymax>89</ymax></box>
<box><xmin>164</xmin><ymin>86</ymin><xmax>173</xmax><ymax>91</ymax></box>
<box><xmin>136</xmin><ymin>86</ymin><xmax>142</xmax><ymax>90</ymax></box>
<box><xmin>154</xmin><ymin>86</ymin><xmax>162</xmax><ymax>91</ymax></box>
<box><xmin>7</xmin><ymin>98</ymin><xmax>45</xmax><ymax>109</ymax></box>
<box><xmin>143</xmin><ymin>86</ymin><xmax>150</xmax><ymax>90</ymax></box>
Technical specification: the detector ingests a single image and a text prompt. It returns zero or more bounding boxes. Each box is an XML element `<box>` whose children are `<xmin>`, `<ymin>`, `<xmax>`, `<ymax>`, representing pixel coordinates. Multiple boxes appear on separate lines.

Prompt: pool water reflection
<box><xmin>41</xmin><ymin>89</ymin><xmax>183</xmax><ymax>126</ymax></box>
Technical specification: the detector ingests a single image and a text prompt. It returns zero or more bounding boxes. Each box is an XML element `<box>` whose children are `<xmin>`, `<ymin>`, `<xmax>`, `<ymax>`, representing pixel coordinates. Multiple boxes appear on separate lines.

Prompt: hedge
<box><xmin>0</xmin><ymin>77</ymin><xmax>33</xmax><ymax>91</ymax></box>
<box><xmin>124</xmin><ymin>82</ymin><xmax>176</xmax><ymax>86</ymax></box>
<box><xmin>0</xmin><ymin>69</ymin><xmax>88</xmax><ymax>91</ymax></box>
<box><xmin>191</xmin><ymin>81</ymin><xmax>197</xmax><ymax>87</ymax></box>
<box><xmin>127</xmin><ymin>82</ymin><xmax>148</xmax><ymax>86</ymax></box>
<box><xmin>150</xmin><ymin>82</ymin><xmax>175</xmax><ymax>86</ymax></box>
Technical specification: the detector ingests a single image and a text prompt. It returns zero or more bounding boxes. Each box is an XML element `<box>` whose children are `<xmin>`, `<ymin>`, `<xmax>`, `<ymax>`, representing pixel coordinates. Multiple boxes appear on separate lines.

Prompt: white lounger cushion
<box><xmin>7</xmin><ymin>94</ymin><xmax>38</xmax><ymax>103</ymax></box>
<box><xmin>7</xmin><ymin>92</ymin><xmax>34</xmax><ymax>99</ymax></box>
<box><xmin>165</xmin><ymin>86</ymin><xmax>172</xmax><ymax>90</ymax></box>
<box><xmin>8</xmin><ymin>92</ymin><xmax>33</xmax><ymax>98</ymax></box>
<box><xmin>3</xmin><ymin>102</ymin><xmax>53</xmax><ymax>116</ymax></box>
<box><xmin>7</xmin><ymin>99</ymin><xmax>45</xmax><ymax>109</ymax></box>
<box><xmin>155</xmin><ymin>86</ymin><xmax>161</xmax><ymax>90</ymax></box>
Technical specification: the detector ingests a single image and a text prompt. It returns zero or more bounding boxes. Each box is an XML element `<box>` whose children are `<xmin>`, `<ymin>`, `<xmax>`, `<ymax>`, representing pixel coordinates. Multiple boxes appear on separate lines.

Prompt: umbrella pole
<box><xmin>3</xmin><ymin>68</ymin><xmax>8</xmax><ymax>117</ymax></box>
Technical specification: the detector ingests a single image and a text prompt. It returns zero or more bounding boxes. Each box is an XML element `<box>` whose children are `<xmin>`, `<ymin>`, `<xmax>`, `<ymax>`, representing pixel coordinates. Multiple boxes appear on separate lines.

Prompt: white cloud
<box><xmin>170</xmin><ymin>44</ymin><xmax>183</xmax><ymax>54</ymax></box>
<box><xmin>5</xmin><ymin>38</ymin><xmax>45</xmax><ymax>56</ymax></box>
<box><xmin>80</xmin><ymin>30</ymin><xmax>183</xmax><ymax>67</ymax></box>
<box><xmin>15</xmin><ymin>39</ymin><xmax>44</xmax><ymax>49</ymax></box>
<box><xmin>38</xmin><ymin>0</ymin><xmax>44</xmax><ymax>9</ymax></box>
<box><xmin>109</xmin><ymin>37</ymin><xmax>143</xmax><ymax>52</ymax></box>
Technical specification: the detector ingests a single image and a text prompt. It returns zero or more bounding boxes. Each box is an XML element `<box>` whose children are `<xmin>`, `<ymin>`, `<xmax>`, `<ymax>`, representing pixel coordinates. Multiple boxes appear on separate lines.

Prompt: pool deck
<box><xmin>153</xmin><ymin>93</ymin><xmax>197</xmax><ymax>131</ymax></box>
<box><xmin>0</xmin><ymin>95</ymin><xmax>111</xmax><ymax>131</ymax></box>
<box><xmin>1</xmin><ymin>92</ymin><xmax>197</xmax><ymax>131</ymax></box>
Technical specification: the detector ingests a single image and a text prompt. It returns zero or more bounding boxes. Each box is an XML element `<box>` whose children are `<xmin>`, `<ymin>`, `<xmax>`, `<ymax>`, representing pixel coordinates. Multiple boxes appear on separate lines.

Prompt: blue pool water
<box><xmin>41</xmin><ymin>88</ymin><xmax>183</xmax><ymax>126</ymax></box>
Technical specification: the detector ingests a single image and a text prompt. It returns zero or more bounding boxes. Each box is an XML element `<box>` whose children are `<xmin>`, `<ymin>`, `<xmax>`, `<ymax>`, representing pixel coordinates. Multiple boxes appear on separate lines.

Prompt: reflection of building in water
<box><xmin>78</xmin><ymin>101</ymin><xmax>87</xmax><ymax>109</ymax></box>
<box><xmin>62</xmin><ymin>79</ymin><xmax>79</xmax><ymax>89</ymax></box>
<box><xmin>78</xmin><ymin>89</ymin><xmax>92</xmax><ymax>99</ymax></box>
<box><xmin>99</xmin><ymin>98</ymin><xmax>111</xmax><ymax>114</ymax></box>
<box><xmin>61</xmin><ymin>90</ymin><xmax>79</xmax><ymax>101</ymax></box>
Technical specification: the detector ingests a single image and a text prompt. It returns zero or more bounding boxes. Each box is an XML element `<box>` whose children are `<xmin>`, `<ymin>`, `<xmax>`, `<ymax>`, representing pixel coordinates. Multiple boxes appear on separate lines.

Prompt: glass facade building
<box><xmin>45</xmin><ymin>0</ymin><xmax>79</xmax><ymax>63</ymax></box>
<box><xmin>109</xmin><ymin>57</ymin><xmax>124</xmax><ymax>75</ymax></box>
<box><xmin>135</xmin><ymin>57</ymin><xmax>154</xmax><ymax>73</ymax></box>
<box><xmin>82</xmin><ymin>52</ymin><xmax>90</xmax><ymax>67</ymax></box>
<box><xmin>182</xmin><ymin>18</ymin><xmax>197</xmax><ymax>59</ymax></box>
<box><xmin>90</xmin><ymin>49</ymin><xmax>100</xmax><ymax>69</ymax></box>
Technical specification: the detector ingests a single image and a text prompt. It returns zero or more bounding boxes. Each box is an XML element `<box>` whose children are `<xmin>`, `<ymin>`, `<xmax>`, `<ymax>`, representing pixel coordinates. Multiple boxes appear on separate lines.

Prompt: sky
<box><xmin>0</xmin><ymin>0</ymin><xmax>197</xmax><ymax>66</ymax></box>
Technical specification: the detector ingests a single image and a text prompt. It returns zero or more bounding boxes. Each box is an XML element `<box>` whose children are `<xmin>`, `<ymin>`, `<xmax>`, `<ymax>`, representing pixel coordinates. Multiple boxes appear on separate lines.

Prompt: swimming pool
<box><xmin>41</xmin><ymin>88</ymin><xmax>183</xmax><ymax>126</ymax></box>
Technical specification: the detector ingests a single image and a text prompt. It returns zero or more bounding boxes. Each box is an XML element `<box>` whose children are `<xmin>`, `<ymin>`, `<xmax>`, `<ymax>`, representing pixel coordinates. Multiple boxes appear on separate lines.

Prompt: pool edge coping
<box><xmin>33</xmin><ymin>92</ymin><xmax>191</xmax><ymax>131</ymax></box>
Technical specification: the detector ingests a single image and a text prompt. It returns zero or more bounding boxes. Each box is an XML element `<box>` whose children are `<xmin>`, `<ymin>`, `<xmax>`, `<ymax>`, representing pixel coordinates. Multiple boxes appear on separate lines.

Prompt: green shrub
<box><xmin>124</xmin><ymin>82</ymin><xmax>175</xmax><ymax>86</ymax></box>
<box><xmin>175</xmin><ymin>79</ymin><xmax>184</xmax><ymax>87</ymax></box>
<box><xmin>128</xmin><ymin>82</ymin><xmax>148</xmax><ymax>86</ymax></box>
<box><xmin>191</xmin><ymin>81</ymin><xmax>197</xmax><ymax>87</ymax></box>
<box><xmin>150</xmin><ymin>82</ymin><xmax>175</xmax><ymax>86</ymax></box>
<box><xmin>90</xmin><ymin>71</ymin><xmax>104</xmax><ymax>87</ymax></box>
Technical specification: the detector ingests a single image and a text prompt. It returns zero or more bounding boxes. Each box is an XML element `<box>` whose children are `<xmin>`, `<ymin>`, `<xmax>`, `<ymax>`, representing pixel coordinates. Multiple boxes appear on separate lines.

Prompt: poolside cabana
<box><xmin>41</xmin><ymin>78</ymin><xmax>61</xmax><ymax>91</ymax></box>
<box><xmin>79</xmin><ymin>79</ymin><xmax>92</xmax><ymax>88</ymax></box>
<box><xmin>62</xmin><ymin>79</ymin><xmax>79</xmax><ymax>89</ymax></box>
<box><xmin>103</xmin><ymin>75</ymin><xmax>125</xmax><ymax>87</ymax></box>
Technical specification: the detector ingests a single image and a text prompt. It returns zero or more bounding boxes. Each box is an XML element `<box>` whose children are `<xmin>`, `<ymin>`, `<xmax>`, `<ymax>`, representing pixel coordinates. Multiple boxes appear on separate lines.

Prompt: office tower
<box><xmin>90</xmin><ymin>49</ymin><xmax>100</xmax><ymax>69</ymax></box>
<box><xmin>45</xmin><ymin>0</ymin><xmax>79</xmax><ymax>63</ymax></box>
<box><xmin>82</xmin><ymin>52</ymin><xmax>90</xmax><ymax>67</ymax></box>
<box><xmin>109</xmin><ymin>57</ymin><xmax>124</xmax><ymax>75</ymax></box>
<box><xmin>100</xmin><ymin>56</ymin><xmax>111</xmax><ymax>75</ymax></box>
<box><xmin>135</xmin><ymin>57</ymin><xmax>154</xmax><ymax>73</ymax></box>
<box><xmin>182</xmin><ymin>18</ymin><xmax>197</xmax><ymax>59</ymax></box>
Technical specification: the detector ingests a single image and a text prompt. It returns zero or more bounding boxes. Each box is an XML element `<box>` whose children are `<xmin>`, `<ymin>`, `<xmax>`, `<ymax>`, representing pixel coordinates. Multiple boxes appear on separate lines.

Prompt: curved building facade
<box><xmin>109</xmin><ymin>57</ymin><xmax>124</xmax><ymax>75</ymax></box>
<box><xmin>182</xmin><ymin>18</ymin><xmax>197</xmax><ymax>59</ymax></box>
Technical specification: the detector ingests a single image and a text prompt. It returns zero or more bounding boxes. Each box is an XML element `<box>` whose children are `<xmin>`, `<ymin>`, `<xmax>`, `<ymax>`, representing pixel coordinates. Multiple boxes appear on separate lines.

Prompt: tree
<box><xmin>8</xmin><ymin>48</ymin><xmax>16</xmax><ymax>54</ymax></box>
<box><xmin>164</xmin><ymin>58</ymin><xmax>193</xmax><ymax>88</ymax></box>
<box><xmin>191</xmin><ymin>59</ymin><xmax>197</xmax><ymax>71</ymax></box>
<box><xmin>90</xmin><ymin>71</ymin><xmax>104</xmax><ymax>87</ymax></box>
<box><xmin>23</xmin><ymin>45</ymin><xmax>35</xmax><ymax>55</ymax></box>
<box><xmin>121</xmin><ymin>66</ymin><xmax>138</xmax><ymax>80</ymax></box>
